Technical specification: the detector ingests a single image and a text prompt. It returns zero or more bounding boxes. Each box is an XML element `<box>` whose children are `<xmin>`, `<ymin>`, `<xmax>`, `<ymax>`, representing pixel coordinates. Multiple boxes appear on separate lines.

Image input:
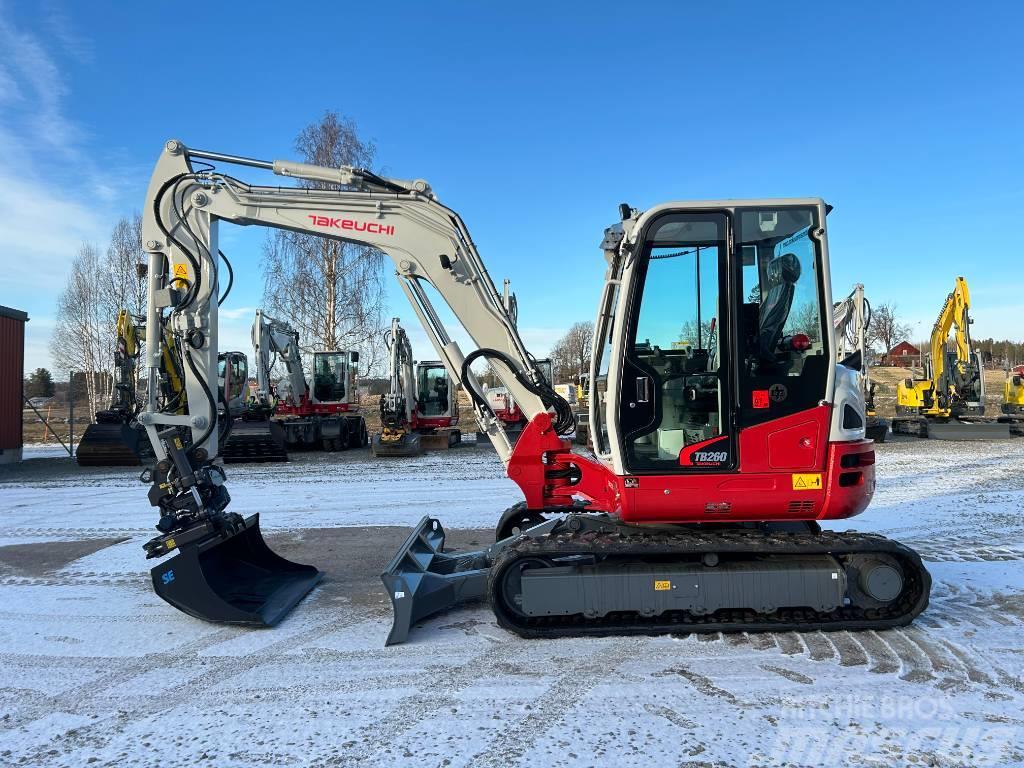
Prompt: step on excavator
<box><xmin>894</xmin><ymin>277</ymin><xmax>1012</xmax><ymax>440</ymax></box>
<box><xmin>135</xmin><ymin>139</ymin><xmax>930</xmax><ymax>639</ymax></box>
<box><xmin>832</xmin><ymin>285</ymin><xmax>889</xmax><ymax>442</ymax></box>
<box><xmin>371</xmin><ymin>317</ymin><xmax>461</xmax><ymax>457</ymax></box>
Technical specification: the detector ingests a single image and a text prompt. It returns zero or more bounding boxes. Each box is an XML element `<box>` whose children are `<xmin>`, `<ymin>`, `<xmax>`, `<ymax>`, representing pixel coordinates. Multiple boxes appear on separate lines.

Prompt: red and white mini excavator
<box><xmin>135</xmin><ymin>139</ymin><xmax>929</xmax><ymax>639</ymax></box>
<box><xmin>249</xmin><ymin>308</ymin><xmax>368</xmax><ymax>453</ymax></box>
<box><xmin>372</xmin><ymin>316</ymin><xmax>460</xmax><ymax>457</ymax></box>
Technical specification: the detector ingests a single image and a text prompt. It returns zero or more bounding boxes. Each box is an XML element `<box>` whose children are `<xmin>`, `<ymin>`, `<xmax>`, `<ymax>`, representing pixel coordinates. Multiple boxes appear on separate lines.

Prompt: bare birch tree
<box><xmin>869</xmin><ymin>302</ymin><xmax>912</xmax><ymax>354</ymax></box>
<box><xmin>550</xmin><ymin>322</ymin><xmax>595</xmax><ymax>383</ymax></box>
<box><xmin>261</xmin><ymin>112</ymin><xmax>387</xmax><ymax>376</ymax></box>
<box><xmin>101</xmin><ymin>212</ymin><xmax>147</xmax><ymax>320</ymax></box>
<box><xmin>50</xmin><ymin>214</ymin><xmax>147</xmax><ymax>418</ymax></box>
<box><xmin>50</xmin><ymin>243</ymin><xmax>113</xmax><ymax>417</ymax></box>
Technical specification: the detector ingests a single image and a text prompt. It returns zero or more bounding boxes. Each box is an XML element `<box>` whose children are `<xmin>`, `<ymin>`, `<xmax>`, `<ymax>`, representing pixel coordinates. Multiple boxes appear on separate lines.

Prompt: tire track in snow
<box><xmin>4</xmin><ymin>611</ymin><xmax>369</xmax><ymax>765</ymax></box>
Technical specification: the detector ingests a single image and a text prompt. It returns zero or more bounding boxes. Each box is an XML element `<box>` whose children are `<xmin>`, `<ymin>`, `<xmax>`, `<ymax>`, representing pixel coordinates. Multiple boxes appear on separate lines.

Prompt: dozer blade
<box><xmin>221</xmin><ymin>418</ymin><xmax>289</xmax><ymax>463</ymax></box>
<box><xmin>150</xmin><ymin>513</ymin><xmax>322</xmax><ymax>626</ymax></box>
<box><xmin>381</xmin><ymin>516</ymin><xmax>490</xmax><ymax>645</ymax></box>
<box><xmin>926</xmin><ymin>421</ymin><xmax>1014</xmax><ymax>440</ymax></box>
<box><xmin>76</xmin><ymin>423</ymin><xmax>145</xmax><ymax>467</ymax></box>
<box><xmin>371</xmin><ymin>432</ymin><xmax>423</xmax><ymax>458</ymax></box>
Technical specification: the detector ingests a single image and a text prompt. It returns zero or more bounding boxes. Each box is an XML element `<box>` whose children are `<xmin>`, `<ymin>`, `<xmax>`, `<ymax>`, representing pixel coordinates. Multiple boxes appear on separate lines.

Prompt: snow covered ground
<box><xmin>1</xmin><ymin>439</ymin><xmax>1023</xmax><ymax>767</ymax></box>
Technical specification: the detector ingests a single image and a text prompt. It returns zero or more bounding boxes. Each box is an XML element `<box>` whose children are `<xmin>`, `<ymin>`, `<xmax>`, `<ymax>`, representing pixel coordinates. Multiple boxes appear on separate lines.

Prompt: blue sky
<box><xmin>2</xmin><ymin>1</ymin><xmax>1022</xmax><ymax>374</ymax></box>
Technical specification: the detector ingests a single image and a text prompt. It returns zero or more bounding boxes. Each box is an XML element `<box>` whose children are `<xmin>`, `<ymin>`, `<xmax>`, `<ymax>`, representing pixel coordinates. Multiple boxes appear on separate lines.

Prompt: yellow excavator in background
<box><xmin>1001</xmin><ymin>365</ymin><xmax>1024</xmax><ymax>435</ymax></box>
<box><xmin>77</xmin><ymin>310</ymin><xmax>253</xmax><ymax>465</ymax></box>
<box><xmin>76</xmin><ymin>311</ymin><xmax>171</xmax><ymax>465</ymax></box>
<box><xmin>1004</xmin><ymin>366</ymin><xmax>1024</xmax><ymax>413</ymax></box>
<box><xmin>894</xmin><ymin>277</ymin><xmax>1011</xmax><ymax>439</ymax></box>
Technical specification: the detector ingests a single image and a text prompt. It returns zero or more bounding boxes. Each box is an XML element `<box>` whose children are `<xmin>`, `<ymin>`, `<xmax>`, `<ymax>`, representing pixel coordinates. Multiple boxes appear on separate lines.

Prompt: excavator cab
<box><xmin>312</xmin><ymin>351</ymin><xmax>356</xmax><ymax>404</ymax></box>
<box><xmin>413</xmin><ymin>361</ymin><xmax>461</xmax><ymax>449</ymax></box>
<box><xmin>217</xmin><ymin>352</ymin><xmax>249</xmax><ymax>418</ymax></box>
<box><xmin>598</xmin><ymin>205</ymin><xmax>832</xmax><ymax>475</ymax></box>
<box><xmin>415</xmin><ymin>362</ymin><xmax>455</xmax><ymax>420</ymax></box>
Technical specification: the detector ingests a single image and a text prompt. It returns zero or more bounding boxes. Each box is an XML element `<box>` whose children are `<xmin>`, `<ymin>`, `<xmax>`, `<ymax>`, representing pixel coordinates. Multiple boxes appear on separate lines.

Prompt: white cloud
<box><xmin>0</xmin><ymin>172</ymin><xmax>108</xmax><ymax>287</ymax></box>
<box><xmin>218</xmin><ymin>306</ymin><xmax>259</xmax><ymax>322</ymax></box>
<box><xmin>0</xmin><ymin>8</ymin><xmax>144</xmax><ymax>374</ymax></box>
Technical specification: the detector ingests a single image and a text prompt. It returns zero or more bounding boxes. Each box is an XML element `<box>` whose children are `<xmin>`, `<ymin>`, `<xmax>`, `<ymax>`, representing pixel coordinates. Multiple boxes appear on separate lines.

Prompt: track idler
<box><xmin>149</xmin><ymin>513</ymin><xmax>322</xmax><ymax>626</ymax></box>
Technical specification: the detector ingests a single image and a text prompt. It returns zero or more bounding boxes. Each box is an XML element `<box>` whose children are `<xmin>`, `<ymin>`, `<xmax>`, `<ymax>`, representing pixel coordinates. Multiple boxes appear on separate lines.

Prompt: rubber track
<box><xmin>488</xmin><ymin>526</ymin><xmax>931</xmax><ymax>639</ymax></box>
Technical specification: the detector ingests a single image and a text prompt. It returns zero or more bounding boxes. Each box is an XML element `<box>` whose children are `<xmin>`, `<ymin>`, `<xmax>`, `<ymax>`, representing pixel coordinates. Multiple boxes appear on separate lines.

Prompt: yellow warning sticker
<box><xmin>654</xmin><ymin>580</ymin><xmax>671</xmax><ymax>591</ymax></box>
<box><xmin>164</xmin><ymin>538</ymin><xmax>176</xmax><ymax>550</ymax></box>
<box><xmin>172</xmin><ymin>263</ymin><xmax>189</xmax><ymax>284</ymax></box>
<box><xmin>792</xmin><ymin>473</ymin><xmax>823</xmax><ymax>491</ymax></box>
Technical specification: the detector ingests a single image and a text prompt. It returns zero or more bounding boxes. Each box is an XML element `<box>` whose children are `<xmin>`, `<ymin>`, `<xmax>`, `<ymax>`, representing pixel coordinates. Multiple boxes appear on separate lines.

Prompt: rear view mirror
<box><xmin>1013</xmin><ymin>375</ymin><xmax>1022</xmax><ymax>386</ymax></box>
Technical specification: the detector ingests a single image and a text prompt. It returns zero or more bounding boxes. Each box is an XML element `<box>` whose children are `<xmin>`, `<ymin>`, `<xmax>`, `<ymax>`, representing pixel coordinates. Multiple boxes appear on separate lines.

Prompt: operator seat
<box><xmin>758</xmin><ymin>252</ymin><xmax>801</xmax><ymax>361</ymax></box>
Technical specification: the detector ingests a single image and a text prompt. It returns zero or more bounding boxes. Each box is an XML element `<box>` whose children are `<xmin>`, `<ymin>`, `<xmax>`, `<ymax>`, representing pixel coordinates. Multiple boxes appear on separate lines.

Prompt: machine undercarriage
<box><xmin>383</xmin><ymin>513</ymin><xmax>930</xmax><ymax>645</ymax></box>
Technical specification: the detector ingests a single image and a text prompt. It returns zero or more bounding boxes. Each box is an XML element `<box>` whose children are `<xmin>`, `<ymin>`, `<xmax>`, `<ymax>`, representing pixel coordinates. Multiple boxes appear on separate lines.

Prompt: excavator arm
<box><xmin>372</xmin><ymin>317</ymin><xmax>422</xmax><ymax>456</ymax></box>
<box><xmin>136</xmin><ymin>140</ymin><xmax>571</xmax><ymax>618</ymax></box>
<box><xmin>140</xmin><ymin>140</ymin><xmax>565</xmax><ymax>466</ymax></box>
<box><xmin>251</xmin><ymin>309</ymin><xmax>307</xmax><ymax>408</ymax></box>
<box><xmin>928</xmin><ymin>276</ymin><xmax>972</xmax><ymax>399</ymax></box>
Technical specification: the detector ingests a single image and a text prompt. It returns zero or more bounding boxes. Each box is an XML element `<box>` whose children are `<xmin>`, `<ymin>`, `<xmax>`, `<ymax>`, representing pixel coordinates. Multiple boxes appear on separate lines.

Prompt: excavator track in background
<box><xmin>892</xmin><ymin>414</ymin><xmax>1014</xmax><ymax>440</ymax></box>
<box><xmin>75</xmin><ymin>418</ymin><xmax>150</xmax><ymax>466</ymax></box>
<box><xmin>221</xmin><ymin>414</ymin><xmax>289</xmax><ymax>463</ymax></box>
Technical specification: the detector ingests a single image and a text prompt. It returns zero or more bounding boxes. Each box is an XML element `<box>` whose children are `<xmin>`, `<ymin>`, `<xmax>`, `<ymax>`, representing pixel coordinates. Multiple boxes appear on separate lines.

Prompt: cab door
<box><xmin>618</xmin><ymin>212</ymin><xmax>735</xmax><ymax>474</ymax></box>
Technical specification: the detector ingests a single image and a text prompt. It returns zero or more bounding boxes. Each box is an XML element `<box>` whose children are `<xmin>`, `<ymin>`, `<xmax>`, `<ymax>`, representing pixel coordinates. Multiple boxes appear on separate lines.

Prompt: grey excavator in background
<box><xmin>371</xmin><ymin>316</ymin><xmax>461</xmax><ymax>457</ymax></box>
<box><xmin>832</xmin><ymin>284</ymin><xmax>889</xmax><ymax>442</ymax></box>
<box><xmin>247</xmin><ymin>309</ymin><xmax>367</xmax><ymax>454</ymax></box>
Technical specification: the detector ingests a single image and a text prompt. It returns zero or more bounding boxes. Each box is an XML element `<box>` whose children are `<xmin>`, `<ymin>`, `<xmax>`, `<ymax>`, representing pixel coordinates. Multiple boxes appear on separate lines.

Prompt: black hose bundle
<box><xmin>460</xmin><ymin>348</ymin><xmax>575</xmax><ymax>436</ymax></box>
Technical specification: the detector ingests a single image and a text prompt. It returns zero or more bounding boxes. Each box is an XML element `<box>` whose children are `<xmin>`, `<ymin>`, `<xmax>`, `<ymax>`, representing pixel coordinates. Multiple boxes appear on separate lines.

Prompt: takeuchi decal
<box><xmin>307</xmin><ymin>215</ymin><xmax>395</xmax><ymax>235</ymax></box>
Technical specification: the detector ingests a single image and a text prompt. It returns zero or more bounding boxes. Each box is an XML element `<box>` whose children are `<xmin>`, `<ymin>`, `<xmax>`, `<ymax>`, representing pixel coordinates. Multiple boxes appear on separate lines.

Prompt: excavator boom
<box><xmin>372</xmin><ymin>317</ymin><xmax>422</xmax><ymax>457</ymax></box>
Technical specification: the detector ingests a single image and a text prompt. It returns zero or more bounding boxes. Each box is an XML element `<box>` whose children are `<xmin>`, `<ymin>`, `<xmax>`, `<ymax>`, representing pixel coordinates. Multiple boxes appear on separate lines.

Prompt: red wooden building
<box><xmin>0</xmin><ymin>306</ymin><xmax>29</xmax><ymax>463</ymax></box>
<box><xmin>882</xmin><ymin>341</ymin><xmax>921</xmax><ymax>367</ymax></box>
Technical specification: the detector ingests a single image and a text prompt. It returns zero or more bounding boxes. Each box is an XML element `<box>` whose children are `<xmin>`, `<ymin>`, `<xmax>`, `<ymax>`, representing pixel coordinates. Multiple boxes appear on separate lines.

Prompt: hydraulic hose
<box><xmin>218</xmin><ymin>249</ymin><xmax>234</xmax><ymax>306</ymax></box>
<box><xmin>152</xmin><ymin>175</ymin><xmax>202</xmax><ymax>310</ymax></box>
<box><xmin>460</xmin><ymin>348</ymin><xmax>575</xmax><ymax>435</ymax></box>
<box><xmin>182</xmin><ymin>346</ymin><xmax>219</xmax><ymax>459</ymax></box>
